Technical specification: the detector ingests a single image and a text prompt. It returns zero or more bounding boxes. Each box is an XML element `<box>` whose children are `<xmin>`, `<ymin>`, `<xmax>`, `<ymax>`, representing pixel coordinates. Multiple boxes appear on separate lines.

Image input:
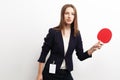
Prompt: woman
<box><xmin>37</xmin><ymin>4</ymin><xmax>102</xmax><ymax>80</ymax></box>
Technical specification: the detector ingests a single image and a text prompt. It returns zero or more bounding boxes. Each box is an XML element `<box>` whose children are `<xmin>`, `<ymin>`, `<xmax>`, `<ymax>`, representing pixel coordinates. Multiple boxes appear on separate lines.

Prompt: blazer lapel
<box><xmin>58</xmin><ymin>31</ymin><xmax>65</xmax><ymax>56</ymax></box>
<box><xmin>57</xmin><ymin>29</ymin><xmax>73</xmax><ymax>56</ymax></box>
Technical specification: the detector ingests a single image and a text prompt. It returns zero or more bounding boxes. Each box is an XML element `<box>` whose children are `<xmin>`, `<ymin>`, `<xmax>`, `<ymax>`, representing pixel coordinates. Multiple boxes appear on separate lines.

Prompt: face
<box><xmin>64</xmin><ymin>7</ymin><xmax>75</xmax><ymax>25</ymax></box>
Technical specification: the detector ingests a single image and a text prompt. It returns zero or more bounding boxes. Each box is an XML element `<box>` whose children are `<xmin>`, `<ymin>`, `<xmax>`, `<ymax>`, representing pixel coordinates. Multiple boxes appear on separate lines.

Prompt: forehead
<box><xmin>65</xmin><ymin>7</ymin><xmax>74</xmax><ymax>13</ymax></box>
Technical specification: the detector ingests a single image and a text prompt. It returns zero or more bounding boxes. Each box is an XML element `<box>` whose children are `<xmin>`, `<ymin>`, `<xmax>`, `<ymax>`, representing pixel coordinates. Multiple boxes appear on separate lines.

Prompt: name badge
<box><xmin>49</xmin><ymin>61</ymin><xmax>56</xmax><ymax>74</ymax></box>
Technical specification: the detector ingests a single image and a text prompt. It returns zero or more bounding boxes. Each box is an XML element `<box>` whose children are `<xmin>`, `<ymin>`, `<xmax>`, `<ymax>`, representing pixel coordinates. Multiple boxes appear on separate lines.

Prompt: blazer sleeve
<box><xmin>38</xmin><ymin>28</ymin><xmax>55</xmax><ymax>62</ymax></box>
<box><xmin>75</xmin><ymin>31</ymin><xmax>92</xmax><ymax>61</ymax></box>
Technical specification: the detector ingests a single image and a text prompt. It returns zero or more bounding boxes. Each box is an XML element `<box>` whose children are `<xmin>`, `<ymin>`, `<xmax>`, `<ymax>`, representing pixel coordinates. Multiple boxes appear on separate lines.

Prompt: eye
<box><xmin>64</xmin><ymin>12</ymin><xmax>69</xmax><ymax>15</ymax></box>
<box><xmin>72</xmin><ymin>13</ymin><xmax>75</xmax><ymax>15</ymax></box>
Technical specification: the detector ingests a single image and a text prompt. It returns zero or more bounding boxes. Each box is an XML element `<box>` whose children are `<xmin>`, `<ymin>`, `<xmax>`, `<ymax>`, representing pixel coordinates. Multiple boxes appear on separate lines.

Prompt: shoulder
<box><xmin>48</xmin><ymin>28</ymin><xmax>55</xmax><ymax>33</ymax></box>
<box><xmin>74</xmin><ymin>30</ymin><xmax>81</xmax><ymax>37</ymax></box>
<box><xmin>48</xmin><ymin>27</ymin><xmax>61</xmax><ymax>33</ymax></box>
<box><xmin>48</xmin><ymin>27</ymin><xmax>59</xmax><ymax>33</ymax></box>
<box><xmin>76</xmin><ymin>30</ymin><xmax>82</xmax><ymax>39</ymax></box>
<box><xmin>47</xmin><ymin>27</ymin><xmax>60</xmax><ymax>37</ymax></box>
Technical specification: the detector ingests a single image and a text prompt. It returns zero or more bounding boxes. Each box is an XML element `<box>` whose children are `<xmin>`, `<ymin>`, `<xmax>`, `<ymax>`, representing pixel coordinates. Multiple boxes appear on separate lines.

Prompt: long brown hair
<box><xmin>54</xmin><ymin>4</ymin><xmax>79</xmax><ymax>37</ymax></box>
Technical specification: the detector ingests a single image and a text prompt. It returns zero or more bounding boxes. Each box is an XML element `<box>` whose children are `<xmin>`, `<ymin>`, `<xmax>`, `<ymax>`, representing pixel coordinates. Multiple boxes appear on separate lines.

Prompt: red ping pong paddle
<box><xmin>97</xmin><ymin>28</ymin><xmax>112</xmax><ymax>43</ymax></box>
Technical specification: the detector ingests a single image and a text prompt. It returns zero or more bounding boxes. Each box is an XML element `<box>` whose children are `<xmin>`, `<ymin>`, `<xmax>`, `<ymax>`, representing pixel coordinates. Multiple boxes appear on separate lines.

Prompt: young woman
<box><xmin>37</xmin><ymin>4</ymin><xmax>102</xmax><ymax>80</ymax></box>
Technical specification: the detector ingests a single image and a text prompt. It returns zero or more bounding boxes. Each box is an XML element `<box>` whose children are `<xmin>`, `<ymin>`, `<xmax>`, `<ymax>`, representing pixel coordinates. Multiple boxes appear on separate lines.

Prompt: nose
<box><xmin>68</xmin><ymin>14</ymin><xmax>72</xmax><ymax>18</ymax></box>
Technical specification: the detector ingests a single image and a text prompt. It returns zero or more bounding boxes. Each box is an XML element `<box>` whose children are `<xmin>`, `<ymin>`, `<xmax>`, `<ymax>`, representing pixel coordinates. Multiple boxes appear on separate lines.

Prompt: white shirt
<box><xmin>60</xmin><ymin>33</ymin><xmax>70</xmax><ymax>69</ymax></box>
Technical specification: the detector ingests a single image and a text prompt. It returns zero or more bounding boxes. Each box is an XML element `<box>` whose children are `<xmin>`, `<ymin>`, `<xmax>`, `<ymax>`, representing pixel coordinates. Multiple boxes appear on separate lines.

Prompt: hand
<box><xmin>37</xmin><ymin>74</ymin><xmax>43</xmax><ymax>80</ymax></box>
<box><xmin>88</xmin><ymin>41</ymin><xmax>103</xmax><ymax>55</ymax></box>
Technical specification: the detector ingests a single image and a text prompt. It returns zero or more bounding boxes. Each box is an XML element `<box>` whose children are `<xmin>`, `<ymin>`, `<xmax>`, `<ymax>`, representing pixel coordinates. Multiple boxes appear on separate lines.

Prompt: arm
<box><xmin>37</xmin><ymin>63</ymin><xmax>44</xmax><ymax>80</ymax></box>
<box><xmin>37</xmin><ymin>28</ymin><xmax>55</xmax><ymax>80</ymax></box>
<box><xmin>75</xmin><ymin>31</ymin><xmax>92</xmax><ymax>61</ymax></box>
<box><xmin>38</xmin><ymin>28</ymin><xmax>55</xmax><ymax>62</ymax></box>
<box><xmin>75</xmin><ymin>32</ymin><xmax>103</xmax><ymax>60</ymax></box>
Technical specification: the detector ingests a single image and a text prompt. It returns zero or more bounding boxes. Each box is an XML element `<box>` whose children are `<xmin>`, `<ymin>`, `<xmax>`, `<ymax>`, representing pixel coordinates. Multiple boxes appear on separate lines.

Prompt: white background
<box><xmin>0</xmin><ymin>0</ymin><xmax>120</xmax><ymax>80</ymax></box>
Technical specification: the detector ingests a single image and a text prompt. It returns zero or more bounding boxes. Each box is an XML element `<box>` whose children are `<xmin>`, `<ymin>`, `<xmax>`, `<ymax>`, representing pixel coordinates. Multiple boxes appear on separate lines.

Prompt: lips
<box><xmin>67</xmin><ymin>19</ymin><xmax>72</xmax><ymax>22</ymax></box>
<box><xmin>64</xmin><ymin>18</ymin><xmax>73</xmax><ymax>24</ymax></box>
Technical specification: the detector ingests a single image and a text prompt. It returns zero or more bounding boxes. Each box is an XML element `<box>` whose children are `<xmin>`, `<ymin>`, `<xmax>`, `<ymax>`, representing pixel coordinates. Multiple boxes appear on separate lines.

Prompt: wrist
<box><xmin>87</xmin><ymin>49</ymin><xmax>92</xmax><ymax>56</ymax></box>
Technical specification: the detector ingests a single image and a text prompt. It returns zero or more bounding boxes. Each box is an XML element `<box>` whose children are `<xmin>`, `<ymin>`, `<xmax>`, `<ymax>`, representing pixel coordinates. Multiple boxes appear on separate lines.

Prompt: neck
<box><xmin>62</xmin><ymin>25</ymin><xmax>71</xmax><ymax>36</ymax></box>
<box><xmin>63</xmin><ymin>24</ymin><xmax>71</xmax><ymax>30</ymax></box>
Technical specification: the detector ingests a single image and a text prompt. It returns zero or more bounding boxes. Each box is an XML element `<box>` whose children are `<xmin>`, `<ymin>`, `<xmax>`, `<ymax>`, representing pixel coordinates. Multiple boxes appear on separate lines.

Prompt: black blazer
<box><xmin>38</xmin><ymin>28</ymin><xmax>92</xmax><ymax>72</ymax></box>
